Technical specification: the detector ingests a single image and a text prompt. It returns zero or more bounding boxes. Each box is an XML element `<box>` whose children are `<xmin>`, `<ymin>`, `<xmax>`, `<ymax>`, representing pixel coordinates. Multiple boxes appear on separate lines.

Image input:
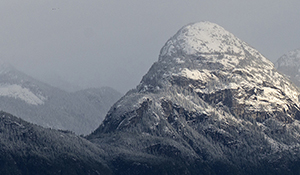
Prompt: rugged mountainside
<box><xmin>0</xmin><ymin>111</ymin><xmax>112</xmax><ymax>175</ymax></box>
<box><xmin>0</xmin><ymin>63</ymin><xmax>122</xmax><ymax>135</ymax></box>
<box><xmin>2</xmin><ymin>22</ymin><xmax>300</xmax><ymax>175</ymax></box>
<box><xmin>275</xmin><ymin>48</ymin><xmax>300</xmax><ymax>88</ymax></box>
<box><xmin>88</xmin><ymin>22</ymin><xmax>300</xmax><ymax>174</ymax></box>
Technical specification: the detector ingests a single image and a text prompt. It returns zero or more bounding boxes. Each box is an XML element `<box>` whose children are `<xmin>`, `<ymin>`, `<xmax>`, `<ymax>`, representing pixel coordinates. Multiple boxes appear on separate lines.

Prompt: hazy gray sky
<box><xmin>1</xmin><ymin>1</ymin><xmax>300</xmax><ymax>93</ymax></box>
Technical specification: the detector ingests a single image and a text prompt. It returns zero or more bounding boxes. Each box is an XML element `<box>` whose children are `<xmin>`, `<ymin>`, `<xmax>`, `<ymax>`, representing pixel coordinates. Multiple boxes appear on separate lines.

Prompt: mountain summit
<box><xmin>136</xmin><ymin>22</ymin><xmax>299</xmax><ymax>119</ymax></box>
<box><xmin>161</xmin><ymin>21</ymin><xmax>251</xmax><ymax>56</ymax></box>
<box><xmin>89</xmin><ymin>22</ymin><xmax>300</xmax><ymax>174</ymax></box>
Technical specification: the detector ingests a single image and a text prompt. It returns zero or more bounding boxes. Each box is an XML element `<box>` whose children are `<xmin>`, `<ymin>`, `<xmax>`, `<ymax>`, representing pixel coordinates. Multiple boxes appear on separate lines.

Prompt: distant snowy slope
<box><xmin>0</xmin><ymin>84</ymin><xmax>46</xmax><ymax>105</ymax></box>
<box><xmin>0</xmin><ymin>61</ymin><xmax>122</xmax><ymax>135</ymax></box>
<box><xmin>0</xmin><ymin>62</ymin><xmax>48</xmax><ymax>106</ymax></box>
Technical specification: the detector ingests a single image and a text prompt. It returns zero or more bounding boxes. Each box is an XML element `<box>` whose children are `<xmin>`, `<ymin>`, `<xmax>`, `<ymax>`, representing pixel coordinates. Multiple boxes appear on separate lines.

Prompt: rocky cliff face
<box><xmin>88</xmin><ymin>22</ymin><xmax>300</xmax><ymax>174</ymax></box>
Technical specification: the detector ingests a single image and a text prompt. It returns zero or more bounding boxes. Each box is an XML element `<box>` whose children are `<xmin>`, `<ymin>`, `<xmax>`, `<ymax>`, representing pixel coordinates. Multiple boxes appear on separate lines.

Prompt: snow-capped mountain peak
<box><xmin>136</xmin><ymin>21</ymin><xmax>299</xmax><ymax>120</ymax></box>
<box><xmin>157</xmin><ymin>21</ymin><xmax>274</xmax><ymax>82</ymax></box>
<box><xmin>161</xmin><ymin>21</ymin><xmax>255</xmax><ymax>58</ymax></box>
<box><xmin>88</xmin><ymin>22</ymin><xmax>300</xmax><ymax>174</ymax></box>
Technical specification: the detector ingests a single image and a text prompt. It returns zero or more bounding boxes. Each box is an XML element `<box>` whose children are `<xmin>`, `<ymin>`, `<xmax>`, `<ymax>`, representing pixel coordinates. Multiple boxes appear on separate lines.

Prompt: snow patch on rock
<box><xmin>178</xmin><ymin>68</ymin><xmax>218</xmax><ymax>81</ymax></box>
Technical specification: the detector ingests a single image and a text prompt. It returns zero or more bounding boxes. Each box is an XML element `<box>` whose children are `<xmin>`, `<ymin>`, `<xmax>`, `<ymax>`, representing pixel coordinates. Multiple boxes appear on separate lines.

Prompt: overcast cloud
<box><xmin>1</xmin><ymin>1</ymin><xmax>300</xmax><ymax>93</ymax></box>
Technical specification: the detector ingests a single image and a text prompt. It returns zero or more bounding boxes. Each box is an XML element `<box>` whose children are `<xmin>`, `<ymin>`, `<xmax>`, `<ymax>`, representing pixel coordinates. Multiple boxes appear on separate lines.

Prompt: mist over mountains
<box><xmin>2</xmin><ymin>22</ymin><xmax>300</xmax><ymax>174</ymax></box>
<box><xmin>0</xmin><ymin>62</ymin><xmax>122</xmax><ymax>135</ymax></box>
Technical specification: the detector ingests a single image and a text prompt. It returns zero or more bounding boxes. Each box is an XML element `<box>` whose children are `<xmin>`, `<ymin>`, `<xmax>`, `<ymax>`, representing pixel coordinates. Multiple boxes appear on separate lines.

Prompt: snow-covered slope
<box><xmin>0</xmin><ymin>84</ymin><xmax>46</xmax><ymax>105</ymax></box>
<box><xmin>0</xmin><ymin>62</ymin><xmax>122</xmax><ymax>135</ymax></box>
<box><xmin>0</xmin><ymin>62</ymin><xmax>47</xmax><ymax>105</ymax></box>
<box><xmin>275</xmin><ymin>48</ymin><xmax>300</xmax><ymax>88</ymax></box>
<box><xmin>88</xmin><ymin>22</ymin><xmax>300</xmax><ymax>174</ymax></box>
<box><xmin>161</xmin><ymin>22</ymin><xmax>255</xmax><ymax>56</ymax></box>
